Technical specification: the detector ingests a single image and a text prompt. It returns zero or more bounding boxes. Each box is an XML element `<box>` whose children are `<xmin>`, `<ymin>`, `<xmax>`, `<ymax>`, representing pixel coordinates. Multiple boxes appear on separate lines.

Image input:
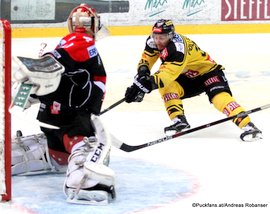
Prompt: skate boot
<box><xmin>164</xmin><ymin>115</ymin><xmax>190</xmax><ymax>135</ymax></box>
<box><xmin>240</xmin><ymin>122</ymin><xmax>263</xmax><ymax>142</ymax></box>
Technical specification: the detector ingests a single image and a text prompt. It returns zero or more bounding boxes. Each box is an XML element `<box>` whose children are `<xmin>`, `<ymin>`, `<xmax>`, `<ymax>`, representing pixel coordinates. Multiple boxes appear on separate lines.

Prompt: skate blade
<box><xmin>164</xmin><ymin>127</ymin><xmax>190</xmax><ymax>136</ymax></box>
<box><xmin>164</xmin><ymin>129</ymin><xmax>178</xmax><ymax>136</ymax></box>
<box><xmin>241</xmin><ymin>133</ymin><xmax>263</xmax><ymax>142</ymax></box>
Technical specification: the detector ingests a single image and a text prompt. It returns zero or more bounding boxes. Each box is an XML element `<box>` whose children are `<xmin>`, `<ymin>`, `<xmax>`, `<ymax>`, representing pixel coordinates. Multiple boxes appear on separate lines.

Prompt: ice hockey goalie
<box><xmin>11</xmin><ymin>3</ymin><xmax>115</xmax><ymax>205</ymax></box>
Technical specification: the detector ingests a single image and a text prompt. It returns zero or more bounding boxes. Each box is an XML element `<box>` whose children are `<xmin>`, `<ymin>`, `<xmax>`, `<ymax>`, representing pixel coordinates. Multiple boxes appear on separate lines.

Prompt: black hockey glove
<box><xmin>133</xmin><ymin>73</ymin><xmax>152</xmax><ymax>93</ymax></box>
<box><xmin>125</xmin><ymin>85</ymin><xmax>145</xmax><ymax>103</ymax></box>
<box><xmin>125</xmin><ymin>73</ymin><xmax>153</xmax><ymax>103</ymax></box>
<box><xmin>135</xmin><ymin>65</ymin><xmax>152</xmax><ymax>93</ymax></box>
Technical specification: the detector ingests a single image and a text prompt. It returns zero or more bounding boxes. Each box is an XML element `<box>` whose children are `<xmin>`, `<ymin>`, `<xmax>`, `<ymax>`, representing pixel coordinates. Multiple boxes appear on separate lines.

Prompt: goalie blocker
<box><xmin>10</xmin><ymin>55</ymin><xmax>66</xmax><ymax>129</ymax></box>
<box><xmin>13</xmin><ymin>55</ymin><xmax>64</xmax><ymax>96</ymax></box>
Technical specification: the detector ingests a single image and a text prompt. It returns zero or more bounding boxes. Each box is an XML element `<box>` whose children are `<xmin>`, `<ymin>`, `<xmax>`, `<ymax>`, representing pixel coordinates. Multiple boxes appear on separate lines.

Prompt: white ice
<box><xmin>1</xmin><ymin>33</ymin><xmax>270</xmax><ymax>214</ymax></box>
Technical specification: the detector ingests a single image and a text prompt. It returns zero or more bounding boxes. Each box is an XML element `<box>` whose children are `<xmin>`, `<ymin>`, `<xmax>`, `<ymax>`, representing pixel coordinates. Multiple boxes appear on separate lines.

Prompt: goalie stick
<box><xmin>111</xmin><ymin>103</ymin><xmax>270</xmax><ymax>152</ymax></box>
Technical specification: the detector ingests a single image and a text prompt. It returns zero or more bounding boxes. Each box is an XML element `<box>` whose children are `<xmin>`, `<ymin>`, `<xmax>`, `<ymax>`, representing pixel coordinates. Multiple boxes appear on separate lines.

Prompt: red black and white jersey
<box><xmin>37</xmin><ymin>32</ymin><xmax>106</xmax><ymax>126</ymax></box>
<box><xmin>54</xmin><ymin>32</ymin><xmax>106</xmax><ymax>93</ymax></box>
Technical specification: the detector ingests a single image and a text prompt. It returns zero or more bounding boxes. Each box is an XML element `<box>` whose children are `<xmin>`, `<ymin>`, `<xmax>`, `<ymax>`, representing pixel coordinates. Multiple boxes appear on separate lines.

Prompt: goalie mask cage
<box><xmin>0</xmin><ymin>19</ymin><xmax>11</xmax><ymax>201</ymax></box>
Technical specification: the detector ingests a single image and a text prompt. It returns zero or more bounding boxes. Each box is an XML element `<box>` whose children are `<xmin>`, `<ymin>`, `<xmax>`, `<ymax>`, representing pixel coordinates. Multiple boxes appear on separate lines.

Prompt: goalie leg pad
<box><xmin>83</xmin><ymin>163</ymin><xmax>115</xmax><ymax>188</ymax></box>
<box><xmin>12</xmin><ymin>132</ymin><xmax>64</xmax><ymax>175</ymax></box>
<box><xmin>65</xmin><ymin>167</ymin><xmax>116</xmax><ymax>205</ymax></box>
<box><xmin>64</xmin><ymin>116</ymin><xmax>115</xmax><ymax>204</ymax></box>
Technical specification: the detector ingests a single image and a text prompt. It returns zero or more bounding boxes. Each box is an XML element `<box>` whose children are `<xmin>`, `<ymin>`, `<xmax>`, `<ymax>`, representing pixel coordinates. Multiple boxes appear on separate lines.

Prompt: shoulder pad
<box><xmin>57</xmin><ymin>33</ymin><xmax>96</xmax><ymax>61</ymax></box>
<box><xmin>171</xmin><ymin>34</ymin><xmax>185</xmax><ymax>54</ymax></box>
<box><xmin>172</xmin><ymin>33</ymin><xmax>184</xmax><ymax>43</ymax></box>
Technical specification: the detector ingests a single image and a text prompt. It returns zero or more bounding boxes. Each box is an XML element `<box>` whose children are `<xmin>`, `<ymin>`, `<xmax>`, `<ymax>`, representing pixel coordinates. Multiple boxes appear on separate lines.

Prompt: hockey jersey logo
<box><xmin>87</xmin><ymin>45</ymin><xmax>98</xmax><ymax>58</ymax></box>
<box><xmin>175</xmin><ymin>42</ymin><xmax>184</xmax><ymax>54</ymax></box>
<box><xmin>160</xmin><ymin>48</ymin><xmax>168</xmax><ymax>60</ymax></box>
<box><xmin>50</xmin><ymin>101</ymin><xmax>61</xmax><ymax>114</ymax></box>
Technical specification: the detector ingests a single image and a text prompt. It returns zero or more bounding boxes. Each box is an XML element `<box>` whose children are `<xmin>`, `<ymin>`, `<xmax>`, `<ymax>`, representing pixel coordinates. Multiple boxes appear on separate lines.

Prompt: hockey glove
<box><xmin>24</xmin><ymin>95</ymin><xmax>40</xmax><ymax>109</ymax></box>
<box><xmin>13</xmin><ymin>55</ymin><xmax>65</xmax><ymax>96</ymax></box>
<box><xmin>125</xmin><ymin>73</ymin><xmax>153</xmax><ymax>103</ymax></box>
<box><xmin>134</xmin><ymin>73</ymin><xmax>153</xmax><ymax>93</ymax></box>
<box><xmin>125</xmin><ymin>85</ymin><xmax>145</xmax><ymax>103</ymax></box>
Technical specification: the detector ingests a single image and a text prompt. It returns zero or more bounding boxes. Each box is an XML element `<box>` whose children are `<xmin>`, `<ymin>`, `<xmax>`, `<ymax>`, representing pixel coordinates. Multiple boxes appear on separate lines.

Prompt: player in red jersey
<box><xmin>11</xmin><ymin>4</ymin><xmax>115</xmax><ymax>204</ymax></box>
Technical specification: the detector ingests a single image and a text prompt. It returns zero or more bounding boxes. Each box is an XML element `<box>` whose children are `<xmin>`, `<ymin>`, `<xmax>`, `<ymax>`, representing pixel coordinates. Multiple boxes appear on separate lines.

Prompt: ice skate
<box><xmin>240</xmin><ymin>122</ymin><xmax>263</xmax><ymax>142</ymax></box>
<box><xmin>164</xmin><ymin>115</ymin><xmax>190</xmax><ymax>135</ymax></box>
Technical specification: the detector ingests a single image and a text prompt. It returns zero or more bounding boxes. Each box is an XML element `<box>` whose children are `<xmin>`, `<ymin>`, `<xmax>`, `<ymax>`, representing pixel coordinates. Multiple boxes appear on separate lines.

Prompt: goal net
<box><xmin>0</xmin><ymin>19</ymin><xmax>11</xmax><ymax>201</ymax></box>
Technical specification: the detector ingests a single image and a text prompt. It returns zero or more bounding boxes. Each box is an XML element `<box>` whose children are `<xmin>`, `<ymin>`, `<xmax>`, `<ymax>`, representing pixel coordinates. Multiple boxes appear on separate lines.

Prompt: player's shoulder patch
<box><xmin>87</xmin><ymin>44</ymin><xmax>98</xmax><ymax>58</ymax></box>
<box><xmin>171</xmin><ymin>34</ymin><xmax>185</xmax><ymax>54</ymax></box>
<box><xmin>174</xmin><ymin>42</ymin><xmax>185</xmax><ymax>54</ymax></box>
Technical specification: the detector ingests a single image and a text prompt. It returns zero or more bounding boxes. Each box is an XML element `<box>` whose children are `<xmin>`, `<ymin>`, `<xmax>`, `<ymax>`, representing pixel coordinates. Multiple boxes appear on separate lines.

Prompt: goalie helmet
<box><xmin>67</xmin><ymin>3</ymin><xmax>101</xmax><ymax>38</ymax></box>
<box><xmin>152</xmin><ymin>19</ymin><xmax>175</xmax><ymax>38</ymax></box>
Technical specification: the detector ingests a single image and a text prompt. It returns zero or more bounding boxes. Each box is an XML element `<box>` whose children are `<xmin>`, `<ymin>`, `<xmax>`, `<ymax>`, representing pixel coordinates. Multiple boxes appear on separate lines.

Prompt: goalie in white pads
<box><xmin>11</xmin><ymin>3</ymin><xmax>115</xmax><ymax>205</ymax></box>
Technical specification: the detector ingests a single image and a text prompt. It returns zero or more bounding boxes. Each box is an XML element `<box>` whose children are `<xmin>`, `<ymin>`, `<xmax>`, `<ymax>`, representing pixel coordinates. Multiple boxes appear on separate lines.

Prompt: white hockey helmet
<box><xmin>67</xmin><ymin>3</ymin><xmax>101</xmax><ymax>38</ymax></box>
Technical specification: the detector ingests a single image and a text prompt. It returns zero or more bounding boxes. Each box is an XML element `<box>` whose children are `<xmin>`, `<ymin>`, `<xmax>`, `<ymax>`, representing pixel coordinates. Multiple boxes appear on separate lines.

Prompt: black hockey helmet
<box><xmin>152</xmin><ymin>19</ymin><xmax>175</xmax><ymax>36</ymax></box>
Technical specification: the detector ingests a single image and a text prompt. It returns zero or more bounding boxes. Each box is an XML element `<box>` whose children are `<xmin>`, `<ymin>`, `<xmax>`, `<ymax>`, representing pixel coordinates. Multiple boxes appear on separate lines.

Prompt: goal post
<box><xmin>0</xmin><ymin>19</ymin><xmax>12</xmax><ymax>201</ymax></box>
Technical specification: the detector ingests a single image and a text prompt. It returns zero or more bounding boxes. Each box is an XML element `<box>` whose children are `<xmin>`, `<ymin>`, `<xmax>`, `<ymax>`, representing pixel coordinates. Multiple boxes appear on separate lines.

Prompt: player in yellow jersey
<box><xmin>125</xmin><ymin>19</ymin><xmax>262</xmax><ymax>141</ymax></box>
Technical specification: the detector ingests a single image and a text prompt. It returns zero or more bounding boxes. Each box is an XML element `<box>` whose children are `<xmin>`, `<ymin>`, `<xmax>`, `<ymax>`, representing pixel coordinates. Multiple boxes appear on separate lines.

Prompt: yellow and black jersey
<box><xmin>138</xmin><ymin>33</ymin><xmax>223</xmax><ymax>88</ymax></box>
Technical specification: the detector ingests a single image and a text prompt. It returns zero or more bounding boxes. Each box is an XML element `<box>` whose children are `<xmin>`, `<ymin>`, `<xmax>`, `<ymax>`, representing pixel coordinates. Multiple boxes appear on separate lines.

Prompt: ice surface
<box><xmin>1</xmin><ymin>34</ymin><xmax>270</xmax><ymax>214</ymax></box>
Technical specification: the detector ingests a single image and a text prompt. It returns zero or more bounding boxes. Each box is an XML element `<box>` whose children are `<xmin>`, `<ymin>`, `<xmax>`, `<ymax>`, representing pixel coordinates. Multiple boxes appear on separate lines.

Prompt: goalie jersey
<box><xmin>139</xmin><ymin>33</ymin><xmax>223</xmax><ymax>88</ymax></box>
<box><xmin>37</xmin><ymin>32</ymin><xmax>107</xmax><ymax>126</ymax></box>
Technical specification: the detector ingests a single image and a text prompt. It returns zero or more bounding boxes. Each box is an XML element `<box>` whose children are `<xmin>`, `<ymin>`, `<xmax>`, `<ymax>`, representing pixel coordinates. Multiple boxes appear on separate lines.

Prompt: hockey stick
<box><xmin>99</xmin><ymin>98</ymin><xmax>125</xmax><ymax>115</ymax></box>
<box><xmin>111</xmin><ymin>103</ymin><xmax>270</xmax><ymax>152</ymax></box>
